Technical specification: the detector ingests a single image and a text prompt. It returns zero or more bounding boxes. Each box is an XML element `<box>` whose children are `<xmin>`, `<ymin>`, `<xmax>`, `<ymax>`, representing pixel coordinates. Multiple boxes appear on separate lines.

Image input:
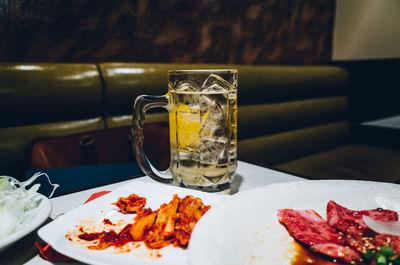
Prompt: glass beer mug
<box><xmin>132</xmin><ymin>69</ymin><xmax>237</xmax><ymax>192</ymax></box>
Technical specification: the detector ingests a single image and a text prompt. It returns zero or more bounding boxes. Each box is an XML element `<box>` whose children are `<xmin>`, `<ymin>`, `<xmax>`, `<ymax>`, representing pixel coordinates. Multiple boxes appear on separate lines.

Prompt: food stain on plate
<box><xmin>65</xmin><ymin>216</ymin><xmax>163</xmax><ymax>260</ymax></box>
<box><xmin>291</xmin><ymin>243</ymin><xmax>339</xmax><ymax>265</ymax></box>
<box><xmin>242</xmin><ymin>220</ymin><xmax>297</xmax><ymax>264</ymax></box>
<box><xmin>242</xmin><ymin>219</ymin><xmax>339</xmax><ymax>265</ymax></box>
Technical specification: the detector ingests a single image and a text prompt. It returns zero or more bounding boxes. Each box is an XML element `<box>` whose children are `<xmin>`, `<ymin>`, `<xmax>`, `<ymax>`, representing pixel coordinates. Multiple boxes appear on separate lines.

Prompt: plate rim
<box><xmin>0</xmin><ymin>193</ymin><xmax>52</xmax><ymax>251</ymax></box>
<box><xmin>227</xmin><ymin>179</ymin><xmax>400</xmax><ymax>199</ymax></box>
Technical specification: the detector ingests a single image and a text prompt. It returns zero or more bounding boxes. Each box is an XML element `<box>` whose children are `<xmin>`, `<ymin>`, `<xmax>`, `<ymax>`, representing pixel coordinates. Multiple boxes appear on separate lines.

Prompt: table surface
<box><xmin>1</xmin><ymin>161</ymin><xmax>303</xmax><ymax>265</ymax></box>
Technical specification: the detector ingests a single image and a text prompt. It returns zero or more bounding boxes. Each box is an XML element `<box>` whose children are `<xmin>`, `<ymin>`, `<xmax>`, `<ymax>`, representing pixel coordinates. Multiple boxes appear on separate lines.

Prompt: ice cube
<box><xmin>175</xmin><ymin>80</ymin><xmax>200</xmax><ymax>107</ymax></box>
<box><xmin>200</xmin><ymin>138</ymin><xmax>228</xmax><ymax>164</ymax></box>
<box><xmin>198</xmin><ymin>103</ymin><xmax>227</xmax><ymax>138</ymax></box>
<box><xmin>199</xmin><ymin>99</ymin><xmax>216</xmax><ymax>138</ymax></box>
<box><xmin>201</xmin><ymin>74</ymin><xmax>231</xmax><ymax>93</ymax></box>
<box><xmin>199</xmin><ymin>87</ymin><xmax>228</xmax><ymax>114</ymax></box>
<box><xmin>176</xmin><ymin>80</ymin><xmax>199</xmax><ymax>92</ymax></box>
<box><xmin>200</xmin><ymin>93</ymin><xmax>216</xmax><ymax>112</ymax></box>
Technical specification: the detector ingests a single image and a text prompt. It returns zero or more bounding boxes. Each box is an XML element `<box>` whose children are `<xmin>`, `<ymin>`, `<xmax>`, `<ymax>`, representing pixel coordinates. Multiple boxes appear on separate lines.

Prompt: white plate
<box><xmin>0</xmin><ymin>193</ymin><xmax>51</xmax><ymax>252</ymax></box>
<box><xmin>188</xmin><ymin>180</ymin><xmax>400</xmax><ymax>265</ymax></box>
<box><xmin>38</xmin><ymin>181</ymin><xmax>227</xmax><ymax>265</ymax></box>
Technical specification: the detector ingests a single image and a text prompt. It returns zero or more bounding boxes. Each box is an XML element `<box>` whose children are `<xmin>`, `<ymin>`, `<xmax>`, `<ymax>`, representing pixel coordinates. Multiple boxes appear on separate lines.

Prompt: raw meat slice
<box><xmin>327</xmin><ymin>200</ymin><xmax>398</xmax><ymax>237</ymax></box>
<box><xmin>310</xmin><ymin>243</ymin><xmax>362</xmax><ymax>262</ymax></box>
<box><xmin>375</xmin><ymin>234</ymin><xmax>400</xmax><ymax>254</ymax></box>
<box><xmin>278</xmin><ymin>209</ymin><xmax>361</xmax><ymax>263</ymax></box>
<box><xmin>278</xmin><ymin>209</ymin><xmax>342</xmax><ymax>245</ymax></box>
<box><xmin>327</xmin><ymin>201</ymin><xmax>399</xmax><ymax>253</ymax></box>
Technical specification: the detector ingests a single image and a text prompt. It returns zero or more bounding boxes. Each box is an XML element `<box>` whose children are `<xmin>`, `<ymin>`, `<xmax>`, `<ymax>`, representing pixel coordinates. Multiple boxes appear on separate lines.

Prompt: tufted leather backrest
<box><xmin>0</xmin><ymin>63</ymin><xmax>349</xmax><ymax>179</ymax></box>
<box><xmin>0</xmin><ymin>63</ymin><xmax>105</xmax><ymax>178</ymax></box>
<box><xmin>0</xmin><ymin>63</ymin><xmax>103</xmax><ymax>127</ymax></box>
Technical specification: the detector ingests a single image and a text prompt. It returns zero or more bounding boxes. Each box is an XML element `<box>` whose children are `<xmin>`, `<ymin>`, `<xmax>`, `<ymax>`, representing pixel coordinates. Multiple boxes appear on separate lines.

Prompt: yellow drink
<box><xmin>168</xmin><ymin>89</ymin><xmax>237</xmax><ymax>189</ymax></box>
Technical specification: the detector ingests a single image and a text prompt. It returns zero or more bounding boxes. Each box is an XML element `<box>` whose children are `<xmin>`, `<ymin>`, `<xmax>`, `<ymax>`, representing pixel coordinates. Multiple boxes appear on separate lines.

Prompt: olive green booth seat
<box><xmin>1</xmin><ymin>63</ymin><xmax>400</xmax><ymax>183</ymax></box>
<box><xmin>0</xmin><ymin>63</ymin><xmax>106</xmax><ymax>179</ymax></box>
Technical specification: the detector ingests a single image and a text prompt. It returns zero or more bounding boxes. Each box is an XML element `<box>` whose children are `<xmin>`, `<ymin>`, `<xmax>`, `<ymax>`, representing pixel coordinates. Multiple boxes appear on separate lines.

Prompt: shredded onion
<box><xmin>0</xmin><ymin>172</ymin><xmax>58</xmax><ymax>239</ymax></box>
<box><xmin>362</xmin><ymin>215</ymin><xmax>400</xmax><ymax>236</ymax></box>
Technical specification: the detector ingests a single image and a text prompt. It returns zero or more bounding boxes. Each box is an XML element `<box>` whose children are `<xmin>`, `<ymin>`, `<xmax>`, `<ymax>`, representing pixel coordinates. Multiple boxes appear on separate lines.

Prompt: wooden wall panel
<box><xmin>0</xmin><ymin>0</ymin><xmax>334</xmax><ymax>64</ymax></box>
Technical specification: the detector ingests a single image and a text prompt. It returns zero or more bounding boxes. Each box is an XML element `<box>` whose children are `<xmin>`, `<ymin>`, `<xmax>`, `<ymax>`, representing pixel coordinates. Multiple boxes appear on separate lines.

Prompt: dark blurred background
<box><xmin>0</xmin><ymin>0</ymin><xmax>399</xmax><ymax>122</ymax></box>
<box><xmin>0</xmin><ymin>0</ymin><xmax>334</xmax><ymax>64</ymax></box>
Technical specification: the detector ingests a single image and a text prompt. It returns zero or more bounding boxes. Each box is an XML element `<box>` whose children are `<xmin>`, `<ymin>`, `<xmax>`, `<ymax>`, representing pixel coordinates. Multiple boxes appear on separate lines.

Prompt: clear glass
<box><xmin>132</xmin><ymin>69</ymin><xmax>237</xmax><ymax>192</ymax></box>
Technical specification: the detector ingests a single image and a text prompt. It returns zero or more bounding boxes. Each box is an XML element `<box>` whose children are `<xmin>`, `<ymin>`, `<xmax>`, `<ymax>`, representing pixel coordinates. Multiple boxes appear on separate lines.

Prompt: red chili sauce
<box><xmin>78</xmin><ymin>224</ymin><xmax>133</xmax><ymax>248</ymax></box>
<box><xmin>102</xmin><ymin>218</ymin><xmax>113</xmax><ymax>225</ymax></box>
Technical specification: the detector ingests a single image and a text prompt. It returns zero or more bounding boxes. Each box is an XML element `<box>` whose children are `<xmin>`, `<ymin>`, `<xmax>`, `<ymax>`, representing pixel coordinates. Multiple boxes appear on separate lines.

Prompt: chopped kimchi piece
<box><xmin>130</xmin><ymin>209</ymin><xmax>157</xmax><ymax>241</ymax></box>
<box><xmin>143</xmin><ymin>227</ymin><xmax>173</xmax><ymax>249</ymax></box>
<box><xmin>174</xmin><ymin>195</ymin><xmax>211</xmax><ymax>248</ymax></box>
<box><xmin>178</xmin><ymin>195</ymin><xmax>210</xmax><ymax>221</ymax></box>
<box><xmin>77</xmin><ymin>193</ymin><xmax>211</xmax><ymax>251</ymax></box>
<box><xmin>143</xmin><ymin>195</ymin><xmax>180</xmax><ymax>249</ymax></box>
<box><xmin>155</xmin><ymin>194</ymin><xmax>180</xmax><ymax>237</ymax></box>
<box><xmin>113</xmin><ymin>194</ymin><xmax>147</xmax><ymax>214</ymax></box>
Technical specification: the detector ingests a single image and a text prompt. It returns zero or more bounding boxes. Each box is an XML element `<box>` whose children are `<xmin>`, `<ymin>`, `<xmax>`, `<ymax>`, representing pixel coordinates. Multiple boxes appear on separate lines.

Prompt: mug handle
<box><xmin>132</xmin><ymin>95</ymin><xmax>175</xmax><ymax>184</ymax></box>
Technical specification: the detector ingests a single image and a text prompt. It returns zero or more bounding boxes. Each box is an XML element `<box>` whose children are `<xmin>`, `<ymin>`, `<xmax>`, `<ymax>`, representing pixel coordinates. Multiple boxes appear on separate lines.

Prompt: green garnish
<box><xmin>380</xmin><ymin>246</ymin><xmax>395</xmax><ymax>258</ymax></box>
<box><xmin>393</xmin><ymin>256</ymin><xmax>400</xmax><ymax>265</ymax></box>
<box><xmin>376</xmin><ymin>253</ymin><xmax>387</xmax><ymax>265</ymax></box>
<box><xmin>362</xmin><ymin>247</ymin><xmax>398</xmax><ymax>264</ymax></box>
<box><xmin>363</xmin><ymin>250</ymin><xmax>375</xmax><ymax>262</ymax></box>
